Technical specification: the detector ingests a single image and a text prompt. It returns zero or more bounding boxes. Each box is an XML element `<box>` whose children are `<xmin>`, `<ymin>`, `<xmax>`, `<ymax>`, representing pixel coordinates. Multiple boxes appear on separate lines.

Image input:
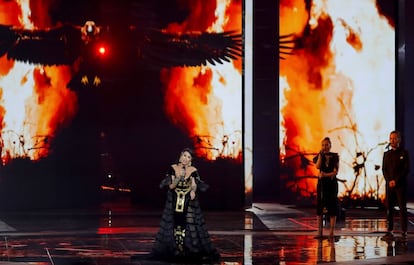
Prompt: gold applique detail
<box><xmin>175</xmin><ymin>185</ymin><xmax>191</xmax><ymax>212</ymax></box>
<box><xmin>174</xmin><ymin>226</ymin><xmax>186</xmax><ymax>252</ymax></box>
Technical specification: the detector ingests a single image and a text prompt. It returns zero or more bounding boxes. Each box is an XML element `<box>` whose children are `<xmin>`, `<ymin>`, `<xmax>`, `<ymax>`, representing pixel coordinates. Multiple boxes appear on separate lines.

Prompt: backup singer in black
<box><xmin>382</xmin><ymin>130</ymin><xmax>410</xmax><ymax>239</ymax></box>
<box><xmin>313</xmin><ymin>137</ymin><xmax>339</xmax><ymax>238</ymax></box>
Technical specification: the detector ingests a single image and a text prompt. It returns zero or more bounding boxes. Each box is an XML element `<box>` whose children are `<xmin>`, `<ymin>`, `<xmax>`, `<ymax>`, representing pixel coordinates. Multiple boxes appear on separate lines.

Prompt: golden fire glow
<box><xmin>161</xmin><ymin>0</ymin><xmax>242</xmax><ymax>161</ymax></box>
<box><xmin>280</xmin><ymin>0</ymin><xmax>395</xmax><ymax>201</ymax></box>
<box><xmin>0</xmin><ymin>0</ymin><xmax>78</xmax><ymax>162</ymax></box>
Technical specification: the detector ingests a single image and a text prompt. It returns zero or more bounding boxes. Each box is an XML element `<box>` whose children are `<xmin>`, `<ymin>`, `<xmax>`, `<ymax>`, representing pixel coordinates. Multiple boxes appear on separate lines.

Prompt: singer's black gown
<box><xmin>313</xmin><ymin>152</ymin><xmax>339</xmax><ymax>217</ymax></box>
<box><xmin>150</xmin><ymin>164</ymin><xmax>220</xmax><ymax>263</ymax></box>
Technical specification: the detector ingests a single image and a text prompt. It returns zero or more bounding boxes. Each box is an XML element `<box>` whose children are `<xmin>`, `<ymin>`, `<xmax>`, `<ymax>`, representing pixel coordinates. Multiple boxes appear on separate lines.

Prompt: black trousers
<box><xmin>385</xmin><ymin>185</ymin><xmax>407</xmax><ymax>232</ymax></box>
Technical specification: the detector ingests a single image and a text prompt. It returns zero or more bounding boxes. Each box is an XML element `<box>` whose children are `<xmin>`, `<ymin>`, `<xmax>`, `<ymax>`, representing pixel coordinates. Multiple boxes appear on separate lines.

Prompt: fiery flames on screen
<box><xmin>161</xmin><ymin>0</ymin><xmax>243</xmax><ymax>161</ymax></box>
<box><xmin>279</xmin><ymin>0</ymin><xmax>395</xmax><ymax>203</ymax></box>
<box><xmin>0</xmin><ymin>0</ymin><xmax>78</xmax><ymax>163</ymax></box>
<box><xmin>0</xmin><ymin>0</ymin><xmax>242</xmax><ymax>165</ymax></box>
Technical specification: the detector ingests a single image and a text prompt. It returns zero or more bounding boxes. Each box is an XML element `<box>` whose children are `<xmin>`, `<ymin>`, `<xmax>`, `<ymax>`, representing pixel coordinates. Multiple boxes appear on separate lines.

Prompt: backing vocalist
<box><xmin>313</xmin><ymin>137</ymin><xmax>339</xmax><ymax>238</ymax></box>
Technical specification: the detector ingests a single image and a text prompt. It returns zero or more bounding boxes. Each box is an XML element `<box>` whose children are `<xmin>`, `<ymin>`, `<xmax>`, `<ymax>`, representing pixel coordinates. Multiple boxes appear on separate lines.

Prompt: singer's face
<box><xmin>179</xmin><ymin>151</ymin><xmax>192</xmax><ymax>166</ymax></box>
<box><xmin>321</xmin><ymin>140</ymin><xmax>331</xmax><ymax>153</ymax></box>
<box><xmin>389</xmin><ymin>132</ymin><xmax>400</xmax><ymax>149</ymax></box>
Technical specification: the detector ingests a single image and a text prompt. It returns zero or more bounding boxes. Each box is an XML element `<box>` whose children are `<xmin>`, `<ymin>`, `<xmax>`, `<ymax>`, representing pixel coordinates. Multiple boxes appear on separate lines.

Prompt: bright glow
<box><xmin>0</xmin><ymin>1</ymin><xmax>78</xmax><ymax>162</ymax></box>
<box><xmin>279</xmin><ymin>0</ymin><xmax>395</xmax><ymax>201</ymax></box>
<box><xmin>161</xmin><ymin>0</ymin><xmax>242</xmax><ymax>160</ymax></box>
<box><xmin>98</xmin><ymin>46</ymin><xmax>106</xmax><ymax>55</ymax></box>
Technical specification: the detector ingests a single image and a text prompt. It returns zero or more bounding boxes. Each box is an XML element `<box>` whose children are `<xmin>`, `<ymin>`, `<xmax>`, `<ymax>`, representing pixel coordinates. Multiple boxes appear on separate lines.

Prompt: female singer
<box><xmin>150</xmin><ymin>148</ymin><xmax>220</xmax><ymax>263</ymax></box>
<box><xmin>313</xmin><ymin>137</ymin><xmax>339</xmax><ymax>238</ymax></box>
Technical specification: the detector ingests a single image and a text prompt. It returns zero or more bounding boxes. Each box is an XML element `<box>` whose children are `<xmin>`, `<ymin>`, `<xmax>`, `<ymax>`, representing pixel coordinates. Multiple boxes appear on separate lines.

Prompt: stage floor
<box><xmin>0</xmin><ymin>201</ymin><xmax>412</xmax><ymax>265</ymax></box>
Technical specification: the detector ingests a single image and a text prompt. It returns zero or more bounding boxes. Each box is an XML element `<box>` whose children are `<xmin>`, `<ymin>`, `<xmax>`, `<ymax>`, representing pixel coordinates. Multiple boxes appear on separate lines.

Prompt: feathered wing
<box><xmin>0</xmin><ymin>22</ymin><xmax>242</xmax><ymax>68</ymax></box>
<box><xmin>0</xmin><ymin>25</ymin><xmax>16</xmax><ymax>58</ymax></box>
<box><xmin>135</xmin><ymin>29</ymin><xmax>242</xmax><ymax>68</ymax></box>
<box><xmin>279</xmin><ymin>33</ymin><xmax>297</xmax><ymax>59</ymax></box>
<box><xmin>129</xmin><ymin>0</ymin><xmax>242</xmax><ymax>68</ymax></box>
<box><xmin>0</xmin><ymin>24</ymin><xmax>84</xmax><ymax>66</ymax></box>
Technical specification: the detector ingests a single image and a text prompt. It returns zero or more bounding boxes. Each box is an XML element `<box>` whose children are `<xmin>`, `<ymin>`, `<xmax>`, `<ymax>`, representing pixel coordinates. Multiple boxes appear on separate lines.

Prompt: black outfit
<box><xmin>382</xmin><ymin>147</ymin><xmax>410</xmax><ymax>233</ymax></box>
<box><xmin>150</xmin><ymin>165</ymin><xmax>220</xmax><ymax>263</ymax></box>
<box><xmin>313</xmin><ymin>152</ymin><xmax>339</xmax><ymax>216</ymax></box>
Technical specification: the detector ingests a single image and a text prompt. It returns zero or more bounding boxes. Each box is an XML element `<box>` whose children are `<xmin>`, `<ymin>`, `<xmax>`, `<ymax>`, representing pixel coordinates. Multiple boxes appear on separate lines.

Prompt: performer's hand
<box><xmin>170</xmin><ymin>175</ymin><xmax>180</xmax><ymax>189</ymax></box>
<box><xmin>389</xmin><ymin>180</ymin><xmax>396</xmax><ymax>188</ymax></box>
<box><xmin>190</xmin><ymin>190</ymin><xmax>196</xmax><ymax>200</ymax></box>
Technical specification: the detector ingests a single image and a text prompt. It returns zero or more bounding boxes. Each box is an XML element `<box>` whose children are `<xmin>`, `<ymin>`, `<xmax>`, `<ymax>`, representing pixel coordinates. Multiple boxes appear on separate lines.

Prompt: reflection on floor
<box><xmin>0</xmin><ymin>202</ymin><xmax>412</xmax><ymax>265</ymax></box>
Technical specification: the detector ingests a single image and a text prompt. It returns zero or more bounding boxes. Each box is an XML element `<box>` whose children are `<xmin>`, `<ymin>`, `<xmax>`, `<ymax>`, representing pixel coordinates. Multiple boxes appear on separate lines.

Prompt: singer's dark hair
<box><xmin>180</xmin><ymin>148</ymin><xmax>194</xmax><ymax>158</ymax></box>
<box><xmin>322</xmin><ymin>137</ymin><xmax>331</xmax><ymax>144</ymax></box>
<box><xmin>390</xmin><ymin>130</ymin><xmax>401</xmax><ymax>141</ymax></box>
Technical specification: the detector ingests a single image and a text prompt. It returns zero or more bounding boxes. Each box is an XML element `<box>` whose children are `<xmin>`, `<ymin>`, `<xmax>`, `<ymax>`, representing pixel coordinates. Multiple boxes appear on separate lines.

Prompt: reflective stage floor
<box><xmin>0</xmin><ymin>202</ymin><xmax>412</xmax><ymax>265</ymax></box>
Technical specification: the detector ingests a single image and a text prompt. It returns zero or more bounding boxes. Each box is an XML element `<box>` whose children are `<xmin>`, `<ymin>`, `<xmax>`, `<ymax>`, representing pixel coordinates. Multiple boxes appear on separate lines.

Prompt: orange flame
<box><xmin>0</xmin><ymin>0</ymin><xmax>78</xmax><ymax>162</ymax></box>
<box><xmin>161</xmin><ymin>0</ymin><xmax>242</xmax><ymax>160</ymax></box>
<box><xmin>280</xmin><ymin>0</ymin><xmax>395</xmax><ymax>202</ymax></box>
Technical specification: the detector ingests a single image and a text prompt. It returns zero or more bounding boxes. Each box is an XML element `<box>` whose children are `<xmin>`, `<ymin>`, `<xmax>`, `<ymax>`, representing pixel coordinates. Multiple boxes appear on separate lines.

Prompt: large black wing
<box><xmin>0</xmin><ymin>24</ymin><xmax>84</xmax><ymax>66</ymax></box>
<box><xmin>0</xmin><ymin>23</ymin><xmax>242</xmax><ymax>70</ymax></box>
<box><xmin>134</xmin><ymin>28</ymin><xmax>242</xmax><ymax>68</ymax></box>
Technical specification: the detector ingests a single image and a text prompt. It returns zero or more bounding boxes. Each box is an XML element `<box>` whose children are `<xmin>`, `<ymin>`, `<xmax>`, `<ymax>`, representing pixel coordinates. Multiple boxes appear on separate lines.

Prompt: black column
<box><xmin>253</xmin><ymin>1</ymin><xmax>279</xmax><ymax>202</ymax></box>
<box><xmin>397</xmin><ymin>0</ymin><xmax>405</xmax><ymax>133</ymax></box>
<box><xmin>401</xmin><ymin>0</ymin><xmax>414</xmax><ymax>200</ymax></box>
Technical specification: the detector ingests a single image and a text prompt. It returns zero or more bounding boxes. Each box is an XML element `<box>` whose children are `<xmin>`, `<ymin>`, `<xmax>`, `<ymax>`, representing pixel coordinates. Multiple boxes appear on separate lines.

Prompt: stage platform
<box><xmin>0</xmin><ymin>201</ymin><xmax>412</xmax><ymax>265</ymax></box>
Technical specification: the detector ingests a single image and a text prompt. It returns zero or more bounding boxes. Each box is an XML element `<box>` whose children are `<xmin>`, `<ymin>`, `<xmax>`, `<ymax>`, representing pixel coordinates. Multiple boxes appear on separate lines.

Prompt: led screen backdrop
<box><xmin>279</xmin><ymin>0</ymin><xmax>396</xmax><ymax>207</ymax></box>
<box><xmin>0</xmin><ymin>0</ymin><xmax>243</xmax><ymax>210</ymax></box>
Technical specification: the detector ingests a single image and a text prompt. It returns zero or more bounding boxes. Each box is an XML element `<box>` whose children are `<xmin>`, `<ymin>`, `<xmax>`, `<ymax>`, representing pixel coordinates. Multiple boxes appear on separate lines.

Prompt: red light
<box><xmin>98</xmin><ymin>46</ymin><xmax>106</xmax><ymax>55</ymax></box>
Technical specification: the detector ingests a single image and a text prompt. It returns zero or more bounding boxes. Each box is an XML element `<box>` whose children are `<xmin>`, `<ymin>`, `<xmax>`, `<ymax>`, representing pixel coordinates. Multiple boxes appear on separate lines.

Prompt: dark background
<box><xmin>399</xmin><ymin>0</ymin><xmax>414</xmax><ymax>201</ymax></box>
